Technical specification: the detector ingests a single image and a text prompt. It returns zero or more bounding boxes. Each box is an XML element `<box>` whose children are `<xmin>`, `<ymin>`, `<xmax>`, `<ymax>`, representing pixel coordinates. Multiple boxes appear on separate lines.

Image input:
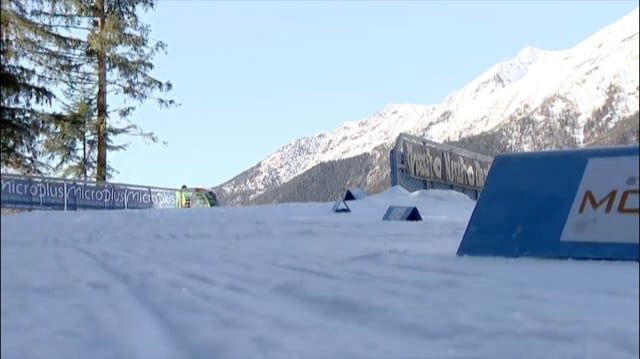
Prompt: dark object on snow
<box><xmin>343</xmin><ymin>187</ymin><xmax>368</xmax><ymax>201</ymax></box>
<box><xmin>332</xmin><ymin>199</ymin><xmax>351</xmax><ymax>213</ymax></box>
<box><xmin>382</xmin><ymin>206</ymin><xmax>422</xmax><ymax>221</ymax></box>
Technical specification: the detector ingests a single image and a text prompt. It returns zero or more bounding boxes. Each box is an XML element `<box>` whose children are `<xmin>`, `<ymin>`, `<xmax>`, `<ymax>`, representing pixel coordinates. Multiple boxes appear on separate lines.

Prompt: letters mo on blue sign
<box><xmin>457</xmin><ymin>144</ymin><xmax>639</xmax><ymax>261</ymax></box>
<box><xmin>1</xmin><ymin>174</ymin><xmax>180</xmax><ymax>210</ymax></box>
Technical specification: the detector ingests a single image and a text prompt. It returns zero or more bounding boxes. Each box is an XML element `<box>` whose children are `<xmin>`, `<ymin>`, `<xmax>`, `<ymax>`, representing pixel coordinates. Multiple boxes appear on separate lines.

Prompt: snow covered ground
<box><xmin>1</xmin><ymin>187</ymin><xmax>638</xmax><ymax>359</ymax></box>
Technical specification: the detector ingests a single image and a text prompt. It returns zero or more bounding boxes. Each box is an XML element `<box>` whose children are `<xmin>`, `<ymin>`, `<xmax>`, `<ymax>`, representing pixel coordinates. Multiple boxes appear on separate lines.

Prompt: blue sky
<box><xmin>108</xmin><ymin>0</ymin><xmax>638</xmax><ymax>189</ymax></box>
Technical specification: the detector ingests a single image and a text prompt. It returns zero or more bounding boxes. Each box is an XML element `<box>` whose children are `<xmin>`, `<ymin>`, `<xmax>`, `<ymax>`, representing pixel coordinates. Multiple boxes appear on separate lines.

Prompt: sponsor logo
<box><xmin>560</xmin><ymin>156</ymin><xmax>639</xmax><ymax>244</ymax></box>
<box><xmin>578</xmin><ymin>187</ymin><xmax>639</xmax><ymax>214</ymax></box>
<box><xmin>402</xmin><ymin>138</ymin><xmax>491</xmax><ymax>188</ymax></box>
<box><xmin>1</xmin><ymin>177</ymin><xmax>179</xmax><ymax>210</ymax></box>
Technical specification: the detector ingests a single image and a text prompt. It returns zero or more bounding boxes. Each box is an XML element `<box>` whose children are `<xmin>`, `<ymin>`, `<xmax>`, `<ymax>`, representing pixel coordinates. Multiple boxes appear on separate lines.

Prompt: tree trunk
<box><xmin>82</xmin><ymin>114</ymin><xmax>88</xmax><ymax>181</ymax></box>
<box><xmin>95</xmin><ymin>0</ymin><xmax>107</xmax><ymax>182</ymax></box>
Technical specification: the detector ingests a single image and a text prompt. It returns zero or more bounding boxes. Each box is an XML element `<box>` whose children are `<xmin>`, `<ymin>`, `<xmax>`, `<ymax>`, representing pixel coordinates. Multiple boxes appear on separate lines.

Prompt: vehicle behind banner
<box><xmin>389</xmin><ymin>133</ymin><xmax>494</xmax><ymax>200</ymax></box>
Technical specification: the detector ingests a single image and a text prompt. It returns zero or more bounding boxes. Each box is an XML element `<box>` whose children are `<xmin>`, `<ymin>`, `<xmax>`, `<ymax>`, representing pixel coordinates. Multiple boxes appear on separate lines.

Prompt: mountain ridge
<box><xmin>215</xmin><ymin>8</ymin><xmax>640</xmax><ymax>206</ymax></box>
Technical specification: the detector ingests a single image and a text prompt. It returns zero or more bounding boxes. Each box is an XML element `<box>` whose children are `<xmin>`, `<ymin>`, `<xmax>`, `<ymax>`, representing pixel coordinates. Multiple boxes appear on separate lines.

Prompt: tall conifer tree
<box><xmin>0</xmin><ymin>0</ymin><xmax>65</xmax><ymax>174</ymax></box>
<box><xmin>2</xmin><ymin>0</ymin><xmax>175</xmax><ymax>180</ymax></box>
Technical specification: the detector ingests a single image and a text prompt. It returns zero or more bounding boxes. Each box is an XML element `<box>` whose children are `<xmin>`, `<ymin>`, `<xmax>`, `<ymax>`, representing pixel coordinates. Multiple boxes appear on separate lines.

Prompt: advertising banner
<box><xmin>402</xmin><ymin>140</ymin><xmax>444</xmax><ymax>181</ymax></box>
<box><xmin>1</xmin><ymin>175</ymin><xmax>181</xmax><ymax>211</ymax></box>
<box><xmin>390</xmin><ymin>133</ymin><xmax>494</xmax><ymax>200</ymax></box>
<box><xmin>442</xmin><ymin>151</ymin><xmax>491</xmax><ymax>188</ymax></box>
<box><xmin>458</xmin><ymin>145</ymin><xmax>639</xmax><ymax>261</ymax></box>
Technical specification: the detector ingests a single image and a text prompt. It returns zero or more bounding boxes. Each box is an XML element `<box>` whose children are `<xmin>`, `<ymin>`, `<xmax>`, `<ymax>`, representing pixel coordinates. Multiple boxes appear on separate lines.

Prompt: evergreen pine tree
<box><xmin>2</xmin><ymin>0</ymin><xmax>176</xmax><ymax>181</ymax></box>
<box><xmin>43</xmin><ymin>84</ymin><xmax>97</xmax><ymax>180</ymax></box>
<box><xmin>87</xmin><ymin>0</ymin><xmax>177</xmax><ymax>181</ymax></box>
<box><xmin>0</xmin><ymin>0</ymin><xmax>64</xmax><ymax>174</ymax></box>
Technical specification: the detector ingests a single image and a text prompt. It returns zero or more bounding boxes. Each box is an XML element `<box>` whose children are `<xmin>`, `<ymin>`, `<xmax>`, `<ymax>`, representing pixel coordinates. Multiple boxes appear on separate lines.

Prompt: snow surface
<box><xmin>2</xmin><ymin>187</ymin><xmax>638</xmax><ymax>359</ymax></box>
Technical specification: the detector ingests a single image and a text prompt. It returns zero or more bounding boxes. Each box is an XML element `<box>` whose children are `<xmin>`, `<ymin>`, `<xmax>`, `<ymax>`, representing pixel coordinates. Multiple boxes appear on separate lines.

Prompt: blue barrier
<box><xmin>382</xmin><ymin>206</ymin><xmax>422</xmax><ymax>221</ymax></box>
<box><xmin>457</xmin><ymin>145</ymin><xmax>639</xmax><ymax>261</ymax></box>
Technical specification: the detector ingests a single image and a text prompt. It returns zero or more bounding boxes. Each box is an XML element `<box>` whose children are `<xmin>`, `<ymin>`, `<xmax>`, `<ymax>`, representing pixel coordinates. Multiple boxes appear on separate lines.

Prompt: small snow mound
<box><xmin>412</xmin><ymin>189</ymin><xmax>475</xmax><ymax>203</ymax></box>
<box><xmin>372</xmin><ymin>187</ymin><xmax>474</xmax><ymax>205</ymax></box>
<box><xmin>408</xmin><ymin>189</ymin><xmax>431</xmax><ymax>197</ymax></box>
<box><xmin>377</xmin><ymin>186</ymin><xmax>411</xmax><ymax>198</ymax></box>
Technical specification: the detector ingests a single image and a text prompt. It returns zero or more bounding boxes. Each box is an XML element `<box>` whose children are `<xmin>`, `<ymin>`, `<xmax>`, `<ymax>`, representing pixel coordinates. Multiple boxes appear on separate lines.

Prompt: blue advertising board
<box><xmin>457</xmin><ymin>145</ymin><xmax>639</xmax><ymax>261</ymax></box>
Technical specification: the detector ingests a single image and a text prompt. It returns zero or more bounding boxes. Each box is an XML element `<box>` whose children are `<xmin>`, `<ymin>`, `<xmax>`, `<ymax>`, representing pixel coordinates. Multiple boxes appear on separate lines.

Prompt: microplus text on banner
<box><xmin>1</xmin><ymin>175</ymin><xmax>180</xmax><ymax>210</ymax></box>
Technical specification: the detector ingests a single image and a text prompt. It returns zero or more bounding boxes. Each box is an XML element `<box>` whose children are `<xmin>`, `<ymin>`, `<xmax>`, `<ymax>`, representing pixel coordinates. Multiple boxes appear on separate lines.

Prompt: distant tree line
<box><xmin>250</xmin><ymin>146</ymin><xmax>391</xmax><ymax>205</ymax></box>
<box><xmin>1</xmin><ymin>0</ymin><xmax>176</xmax><ymax>181</ymax></box>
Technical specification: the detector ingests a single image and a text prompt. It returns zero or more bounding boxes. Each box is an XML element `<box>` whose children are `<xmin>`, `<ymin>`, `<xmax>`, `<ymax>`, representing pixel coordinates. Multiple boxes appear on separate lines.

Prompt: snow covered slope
<box><xmin>1</xmin><ymin>188</ymin><xmax>638</xmax><ymax>359</ymax></box>
<box><xmin>218</xmin><ymin>8</ymin><xmax>639</xmax><ymax>205</ymax></box>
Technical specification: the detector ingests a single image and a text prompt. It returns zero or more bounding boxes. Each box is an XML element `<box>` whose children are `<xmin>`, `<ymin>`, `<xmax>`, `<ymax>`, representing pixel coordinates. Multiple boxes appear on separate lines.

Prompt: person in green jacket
<box><xmin>177</xmin><ymin>185</ymin><xmax>191</xmax><ymax>208</ymax></box>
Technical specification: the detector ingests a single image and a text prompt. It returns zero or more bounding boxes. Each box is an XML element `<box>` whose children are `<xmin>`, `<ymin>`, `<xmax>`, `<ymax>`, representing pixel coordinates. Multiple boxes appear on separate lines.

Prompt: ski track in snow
<box><xmin>1</xmin><ymin>189</ymin><xmax>638</xmax><ymax>359</ymax></box>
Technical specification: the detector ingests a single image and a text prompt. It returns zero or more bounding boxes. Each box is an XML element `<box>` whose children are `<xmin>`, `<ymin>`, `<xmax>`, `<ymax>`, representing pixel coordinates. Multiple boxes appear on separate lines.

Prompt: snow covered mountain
<box><xmin>216</xmin><ymin>8</ymin><xmax>640</xmax><ymax>206</ymax></box>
